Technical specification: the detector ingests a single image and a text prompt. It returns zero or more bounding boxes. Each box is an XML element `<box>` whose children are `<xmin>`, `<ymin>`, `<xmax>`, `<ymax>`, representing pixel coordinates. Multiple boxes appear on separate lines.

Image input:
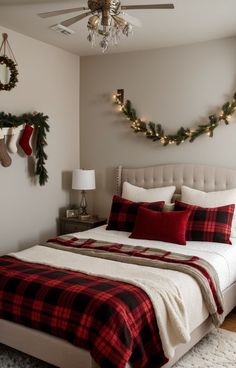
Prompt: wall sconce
<box><xmin>116</xmin><ymin>89</ymin><xmax>124</xmax><ymax>105</ymax></box>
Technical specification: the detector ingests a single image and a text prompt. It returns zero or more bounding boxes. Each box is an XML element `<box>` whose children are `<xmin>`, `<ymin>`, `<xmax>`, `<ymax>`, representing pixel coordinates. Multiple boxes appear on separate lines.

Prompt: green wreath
<box><xmin>0</xmin><ymin>112</ymin><xmax>49</xmax><ymax>185</ymax></box>
<box><xmin>114</xmin><ymin>92</ymin><xmax>236</xmax><ymax>146</ymax></box>
<box><xmin>0</xmin><ymin>55</ymin><xmax>19</xmax><ymax>91</ymax></box>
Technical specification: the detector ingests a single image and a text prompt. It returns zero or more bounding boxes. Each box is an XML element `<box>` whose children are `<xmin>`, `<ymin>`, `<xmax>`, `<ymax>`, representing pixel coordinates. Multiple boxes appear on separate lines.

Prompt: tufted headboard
<box><xmin>116</xmin><ymin>164</ymin><xmax>236</xmax><ymax>196</ymax></box>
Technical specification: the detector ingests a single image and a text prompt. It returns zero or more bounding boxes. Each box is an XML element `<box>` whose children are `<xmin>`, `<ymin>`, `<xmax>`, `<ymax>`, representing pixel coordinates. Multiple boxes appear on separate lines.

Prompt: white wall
<box><xmin>80</xmin><ymin>37</ymin><xmax>236</xmax><ymax>217</ymax></box>
<box><xmin>0</xmin><ymin>26</ymin><xmax>80</xmax><ymax>254</ymax></box>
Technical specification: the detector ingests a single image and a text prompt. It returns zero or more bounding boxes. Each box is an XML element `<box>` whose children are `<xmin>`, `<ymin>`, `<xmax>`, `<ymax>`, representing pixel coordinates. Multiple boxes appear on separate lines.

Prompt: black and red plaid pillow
<box><xmin>174</xmin><ymin>200</ymin><xmax>235</xmax><ymax>244</ymax></box>
<box><xmin>107</xmin><ymin>195</ymin><xmax>164</xmax><ymax>232</ymax></box>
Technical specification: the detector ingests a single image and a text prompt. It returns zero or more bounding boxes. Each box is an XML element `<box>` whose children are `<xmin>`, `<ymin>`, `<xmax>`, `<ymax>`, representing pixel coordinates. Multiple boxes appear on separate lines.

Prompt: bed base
<box><xmin>0</xmin><ymin>282</ymin><xmax>235</xmax><ymax>368</ymax></box>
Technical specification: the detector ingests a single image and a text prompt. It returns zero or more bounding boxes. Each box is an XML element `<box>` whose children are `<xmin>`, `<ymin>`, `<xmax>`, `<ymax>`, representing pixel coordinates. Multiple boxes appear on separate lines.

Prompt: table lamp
<box><xmin>72</xmin><ymin>169</ymin><xmax>96</xmax><ymax>220</ymax></box>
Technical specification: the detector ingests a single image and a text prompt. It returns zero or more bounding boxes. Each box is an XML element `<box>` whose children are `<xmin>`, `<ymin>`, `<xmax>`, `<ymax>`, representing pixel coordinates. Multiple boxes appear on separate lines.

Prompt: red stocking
<box><xmin>19</xmin><ymin>124</ymin><xmax>33</xmax><ymax>156</ymax></box>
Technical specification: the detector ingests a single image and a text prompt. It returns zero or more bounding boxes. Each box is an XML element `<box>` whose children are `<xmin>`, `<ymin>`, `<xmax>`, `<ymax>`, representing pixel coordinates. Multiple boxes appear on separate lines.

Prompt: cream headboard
<box><xmin>116</xmin><ymin>164</ymin><xmax>236</xmax><ymax>195</ymax></box>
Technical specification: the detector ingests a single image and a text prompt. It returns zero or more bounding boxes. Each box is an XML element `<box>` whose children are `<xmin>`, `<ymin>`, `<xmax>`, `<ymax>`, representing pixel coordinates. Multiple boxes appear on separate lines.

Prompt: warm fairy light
<box><xmin>112</xmin><ymin>94</ymin><xmax>117</xmax><ymax>100</ymax></box>
<box><xmin>113</xmin><ymin>90</ymin><xmax>236</xmax><ymax>147</ymax></box>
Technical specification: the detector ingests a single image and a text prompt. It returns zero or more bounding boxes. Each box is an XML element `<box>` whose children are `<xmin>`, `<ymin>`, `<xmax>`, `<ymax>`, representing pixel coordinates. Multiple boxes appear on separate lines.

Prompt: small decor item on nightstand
<box><xmin>66</xmin><ymin>209</ymin><xmax>79</xmax><ymax>218</ymax></box>
<box><xmin>72</xmin><ymin>169</ymin><xmax>96</xmax><ymax>220</ymax></box>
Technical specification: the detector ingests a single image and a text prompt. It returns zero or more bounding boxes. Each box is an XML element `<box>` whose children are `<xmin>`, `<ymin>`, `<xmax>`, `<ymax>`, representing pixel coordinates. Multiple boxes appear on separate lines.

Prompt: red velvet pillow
<box><xmin>106</xmin><ymin>195</ymin><xmax>164</xmax><ymax>232</ymax></box>
<box><xmin>174</xmin><ymin>200</ymin><xmax>235</xmax><ymax>244</ymax></box>
<box><xmin>130</xmin><ymin>206</ymin><xmax>190</xmax><ymax>245</ymax></box>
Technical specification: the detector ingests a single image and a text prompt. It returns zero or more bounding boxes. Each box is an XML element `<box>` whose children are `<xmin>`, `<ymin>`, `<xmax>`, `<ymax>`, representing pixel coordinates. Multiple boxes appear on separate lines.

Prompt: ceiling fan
<box><xmin>38</xmin><ymin>1</ymin><xmax>175</xmax><ymax>52</ymax></box>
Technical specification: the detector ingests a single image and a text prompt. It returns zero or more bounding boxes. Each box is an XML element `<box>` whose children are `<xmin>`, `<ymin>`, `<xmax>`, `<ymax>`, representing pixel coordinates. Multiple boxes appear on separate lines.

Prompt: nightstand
<box><xmin>59</xmin><ymin>216</ymin><xmax>107</xmax><ymax>235</ymax></box>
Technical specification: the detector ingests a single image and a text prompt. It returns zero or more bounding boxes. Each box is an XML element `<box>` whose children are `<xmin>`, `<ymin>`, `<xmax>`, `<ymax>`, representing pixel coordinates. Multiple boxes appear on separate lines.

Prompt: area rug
<box><xmin>173</xmin><ymin>328</ymin><xmax>236</xmax><ymax>367</ymax></box>
<box><xmin>0</xmin><ymin>329</ymin><xmax>235</xmax><ymax>367</ymax></box>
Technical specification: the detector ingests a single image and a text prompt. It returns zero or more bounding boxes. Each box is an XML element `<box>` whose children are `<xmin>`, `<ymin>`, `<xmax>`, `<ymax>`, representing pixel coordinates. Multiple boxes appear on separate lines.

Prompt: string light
<box><xmin>113</xmin><ymin>91</ymin><xmax>236</xmax><ymax>146</ymax></box>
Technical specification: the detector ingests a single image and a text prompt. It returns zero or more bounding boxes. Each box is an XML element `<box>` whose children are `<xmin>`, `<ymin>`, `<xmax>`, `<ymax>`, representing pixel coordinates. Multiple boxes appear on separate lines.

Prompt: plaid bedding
<box><xmin>0</xmin><ymin>255</ymin><xmax>167</xmax><ymax>368</ymax></box>
<box><xmin>47</xmin><ymin>236</ymin><xmax>224</xmax><ymax>325</ymax></box>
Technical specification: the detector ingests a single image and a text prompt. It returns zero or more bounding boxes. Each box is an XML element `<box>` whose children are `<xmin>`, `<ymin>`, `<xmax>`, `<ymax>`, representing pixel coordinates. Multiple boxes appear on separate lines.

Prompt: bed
<box><xmin>0</xmin><ymin>163</ymin><xmax>236</xmax><ymax>368</ymax></box>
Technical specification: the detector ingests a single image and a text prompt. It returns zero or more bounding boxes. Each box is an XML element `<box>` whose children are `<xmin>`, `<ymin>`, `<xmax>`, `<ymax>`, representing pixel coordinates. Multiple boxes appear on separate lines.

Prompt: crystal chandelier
<box><xmin>87</xmin><ymin>0</ymin><xmax>133</xmax><ymax>52</ymax></box>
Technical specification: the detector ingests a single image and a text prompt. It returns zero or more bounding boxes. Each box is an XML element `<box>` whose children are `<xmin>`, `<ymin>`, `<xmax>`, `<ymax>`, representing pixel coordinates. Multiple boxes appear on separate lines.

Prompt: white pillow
<box><xmin>181</xmin><ymin>185</ymin><xmax>236</xmax><ymax>237</ymax></box>
<box><xmin>122</xmin><ymin>181</ymin><xmax>176</xmax><ymax>203</ymax></box>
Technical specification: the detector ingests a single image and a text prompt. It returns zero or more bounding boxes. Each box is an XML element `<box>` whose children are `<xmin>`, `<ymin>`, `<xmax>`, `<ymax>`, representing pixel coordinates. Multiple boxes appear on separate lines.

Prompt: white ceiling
<box><xmin>0</xmin><ymin>0</ymin><xmax>236</xmax><ymax>56</ymax></box>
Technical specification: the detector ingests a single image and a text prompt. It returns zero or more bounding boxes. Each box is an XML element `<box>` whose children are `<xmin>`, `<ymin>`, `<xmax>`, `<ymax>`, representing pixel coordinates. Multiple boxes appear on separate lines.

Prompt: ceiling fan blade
<box><xmin>38</xmin><ymin>7</ymin><xmax>89</xmax><ymax>19</ymax></box>
<box><xmin>121</xmin><ymin>4</ymin><xmax>174</xmax><ymax>10</ymax></box>
<box><xmin>121</xmin><ymin>12</ymin><xmax>142</xmax><ymax>27</ymax></box>
<box><xmin>61</xmin><ymin>11</ymin><xmax>92</xmax><ymax>27</ymax></box>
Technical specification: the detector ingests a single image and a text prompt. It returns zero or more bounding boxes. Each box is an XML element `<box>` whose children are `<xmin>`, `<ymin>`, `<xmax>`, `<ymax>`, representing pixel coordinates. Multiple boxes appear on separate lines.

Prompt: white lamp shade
<box><xmin>72</xmin><ymin>169</ymin><xmax>96</xmax><ymax>190</ymax></box>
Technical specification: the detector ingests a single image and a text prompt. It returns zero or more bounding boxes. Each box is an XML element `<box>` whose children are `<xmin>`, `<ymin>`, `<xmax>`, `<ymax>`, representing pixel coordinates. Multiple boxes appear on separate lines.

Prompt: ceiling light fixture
<box><xmin>39</xmin><ymin>1</ymin><xmax>175</xmax><ymax>53</ymax></box>
<box><xmin>87</xmin><ymin>0</ymin><xmax>134</xmax><ymax>52</ymax></box>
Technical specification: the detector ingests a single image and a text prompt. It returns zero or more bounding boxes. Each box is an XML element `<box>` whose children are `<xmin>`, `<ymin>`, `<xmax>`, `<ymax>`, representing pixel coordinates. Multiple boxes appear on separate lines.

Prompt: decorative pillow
<box><xmin>130</xmin><ymin>207</ymin><xmax>190</xmax><ymax>245</ymax></box>
<box><xmin>122</xmin><ymin>181</ymin><xmax>176</xmax><ymax>203</ymax></box>
<box><xmin>175</xmin><ymin>200</ymin><xmax>235</xmax><ymax>244</ymax></box>
<box><xmin>106</xmin><ymin>195</ymin><xmax>164</xmax><ymax>232</ymax></box>
<box><xmin>181</xmin><ymin>185</ymin><xmax>236</xmax><ymax>237</ymax></box>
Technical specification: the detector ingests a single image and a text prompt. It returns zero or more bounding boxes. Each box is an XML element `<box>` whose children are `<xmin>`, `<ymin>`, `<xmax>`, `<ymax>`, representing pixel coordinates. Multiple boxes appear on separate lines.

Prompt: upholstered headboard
<box><xmin>116</xmin><ymin>164</ymin><xmax>236</xmax><ymax>195</ymax></box>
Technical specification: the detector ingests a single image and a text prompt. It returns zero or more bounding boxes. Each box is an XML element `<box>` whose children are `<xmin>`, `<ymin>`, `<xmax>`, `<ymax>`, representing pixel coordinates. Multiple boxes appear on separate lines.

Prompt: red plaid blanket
<box><xmin>0</xmin><ymin>255</ymin><xmax>167</xmax><ymax>368</ymax></box>
<box><xmin>47</xmin><ymin>236</ymin><xmax>224</xmax><ymax>326</ymax></box>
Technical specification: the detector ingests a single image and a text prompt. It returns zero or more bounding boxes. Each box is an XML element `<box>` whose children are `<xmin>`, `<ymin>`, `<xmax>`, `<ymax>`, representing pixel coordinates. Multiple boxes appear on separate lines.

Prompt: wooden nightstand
<box><xmin>59</xmin><ymin>216</ymin><xmax>107</xmax><ymax>235</ymax></box>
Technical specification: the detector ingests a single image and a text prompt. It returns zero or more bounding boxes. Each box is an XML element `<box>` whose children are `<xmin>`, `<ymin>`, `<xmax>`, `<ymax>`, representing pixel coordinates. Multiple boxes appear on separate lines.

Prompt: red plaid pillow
<box><xmin>107</xmin><ymin>195</ymin><xmax>164</xmax><ymax>232</ymax></box>
<box><xmin>174</xmin><ymin>200</ymin><xmax>235</xmax><ymax>244</ymax></box>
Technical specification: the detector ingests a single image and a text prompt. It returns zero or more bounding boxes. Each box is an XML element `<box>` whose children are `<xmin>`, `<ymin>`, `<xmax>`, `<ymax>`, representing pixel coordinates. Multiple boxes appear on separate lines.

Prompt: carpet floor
<box><xmin>0</xmin><ymin>329</ymin><xmax>235</xmax><ymax>367</ymax></box>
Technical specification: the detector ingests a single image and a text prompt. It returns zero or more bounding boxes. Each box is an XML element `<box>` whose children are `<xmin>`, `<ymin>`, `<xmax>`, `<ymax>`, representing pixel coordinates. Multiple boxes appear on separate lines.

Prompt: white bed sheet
<box><xmin>74</xmin><ymin>225</ymin><xmax>236</xmax><ymax>292</ymax></box>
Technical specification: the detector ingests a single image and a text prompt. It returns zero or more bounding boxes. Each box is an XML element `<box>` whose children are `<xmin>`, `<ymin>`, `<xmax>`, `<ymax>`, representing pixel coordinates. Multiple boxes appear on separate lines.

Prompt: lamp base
<box><xmin>79</xmin><ymin>214</ymin><xmax>91</xmax><ymax>221</ymax></box>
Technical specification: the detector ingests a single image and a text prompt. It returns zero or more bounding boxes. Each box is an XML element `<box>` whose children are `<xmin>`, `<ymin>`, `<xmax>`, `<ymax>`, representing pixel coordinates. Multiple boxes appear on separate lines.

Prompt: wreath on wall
<box><xmin>0</xmin><ymin>33</ymin><xmax>19</xmax><ymax>92</ymax></box>
<box><xmin>0</xmin><ymin>112</ymin><xmax>49</xmax><ymax>186</ymax></box>
<box><xmin>0</xmin><ymin>55</ymin><xmax>18</xmax><ymax>91</ymax></box>
<box><xmin>114</xmin><ymin>91</ymin><xmax>236</xmax><ymax>146</ymax></box>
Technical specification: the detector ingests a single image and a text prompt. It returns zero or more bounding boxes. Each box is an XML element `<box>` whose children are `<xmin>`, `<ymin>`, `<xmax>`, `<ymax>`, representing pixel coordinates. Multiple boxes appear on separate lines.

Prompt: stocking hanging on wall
<box><xmin>8</xmin><ymin>127</ymin><xmax>19</xmax><ymax>154</ymax></box>
<box><xmin>0</xmin><ymin>130</ymin><xmax>12</xmax><ymax>167</ymax></box>
<box><xmin>19</xmin><ymin>124</ymin><xmax>33</xmax><ymax>156</ymax></box>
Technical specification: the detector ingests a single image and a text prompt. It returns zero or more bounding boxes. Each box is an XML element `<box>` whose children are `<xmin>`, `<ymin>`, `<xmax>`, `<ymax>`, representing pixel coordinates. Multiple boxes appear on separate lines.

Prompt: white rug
<box><xmin>173</xmin><ymin>329</ymin><xmax>236</xmax><ymax>367</ymax></box>
<box><xmin>0</xmin><ymin>329</ymin><xmax>235</xmax><ymax>367</ymax></box>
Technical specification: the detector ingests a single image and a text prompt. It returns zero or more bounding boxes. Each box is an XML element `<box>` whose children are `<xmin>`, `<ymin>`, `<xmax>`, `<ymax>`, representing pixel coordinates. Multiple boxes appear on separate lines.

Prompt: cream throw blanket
<box><xmin>10</xmin><ymin>245</ymin><xmax>190</xmax><ymax>359</ymax></box>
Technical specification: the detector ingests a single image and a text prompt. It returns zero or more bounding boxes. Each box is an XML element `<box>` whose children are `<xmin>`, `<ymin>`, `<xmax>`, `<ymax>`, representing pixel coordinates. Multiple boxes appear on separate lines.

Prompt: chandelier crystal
<box><xmin>87</xmin><ymin>0</ymin><xmax>133</xmax><ymax>52</ymax></box>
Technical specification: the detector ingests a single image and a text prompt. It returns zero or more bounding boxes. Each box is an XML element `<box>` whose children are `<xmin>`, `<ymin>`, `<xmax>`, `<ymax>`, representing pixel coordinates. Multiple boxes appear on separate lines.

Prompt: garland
<box><xmin>114</xmin><ymin>92</ymin><xmax>236</xmax><ymax>146</ymax></box>
<box><xmin>0</xmin><ymin>112</ymin><xmax>49</xmax><ymax>185</ymax></box>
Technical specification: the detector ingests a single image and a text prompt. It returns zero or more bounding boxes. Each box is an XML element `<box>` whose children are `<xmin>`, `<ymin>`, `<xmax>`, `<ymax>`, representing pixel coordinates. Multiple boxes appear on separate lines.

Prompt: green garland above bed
<box><xmin>113</xmin><ymin>91</ymin><xmax>236</xmax><ymax>146</ymax></box>
<box><xmin>0</xmin><ymin>111</ymin><xmax>49</xmax><ymax>185</ymax></box>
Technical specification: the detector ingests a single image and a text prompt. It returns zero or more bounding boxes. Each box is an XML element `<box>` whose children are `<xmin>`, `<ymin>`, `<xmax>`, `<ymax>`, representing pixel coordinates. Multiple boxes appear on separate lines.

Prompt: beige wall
<box><xmin>80</xmin><ymin>37</ymin><xmax>236</xmax><ymax>217</ymax></box>
<box><xmin>0</xmin><ymin>26</ymin><xmax>80</xmax><ymax>254</ymax></box>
